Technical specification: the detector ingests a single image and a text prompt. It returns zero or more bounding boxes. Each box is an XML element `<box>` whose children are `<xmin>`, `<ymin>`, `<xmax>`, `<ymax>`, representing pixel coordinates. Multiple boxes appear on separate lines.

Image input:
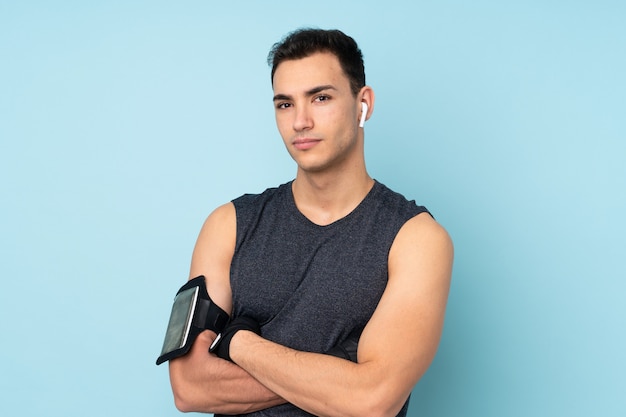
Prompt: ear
<box><xmin>357</xmin><ymin>86</ymin><xmax>375</xmax><ymax>127</ymax></box>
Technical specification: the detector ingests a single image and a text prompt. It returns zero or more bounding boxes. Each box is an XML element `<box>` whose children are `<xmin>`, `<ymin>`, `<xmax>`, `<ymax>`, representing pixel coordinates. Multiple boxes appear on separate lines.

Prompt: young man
<box><xmin>167</xmin><ymin>28</ymin><xmax>453</xmax><ymax>417</ymax></box>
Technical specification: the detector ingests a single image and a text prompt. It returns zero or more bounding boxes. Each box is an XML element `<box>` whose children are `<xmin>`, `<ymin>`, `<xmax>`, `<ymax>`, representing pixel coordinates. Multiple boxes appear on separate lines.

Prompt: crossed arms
<box><xmin>169</xmin><ymin>202</ymin><xmax>453</xmax><ymax>417</ymax></box>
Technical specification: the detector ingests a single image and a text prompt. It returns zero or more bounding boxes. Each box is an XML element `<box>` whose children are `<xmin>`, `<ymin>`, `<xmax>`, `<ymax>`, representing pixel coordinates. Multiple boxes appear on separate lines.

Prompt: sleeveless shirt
<box><xmin>223</xmin><ymin>180</ymin><xmax>429</xmax><ymax>417</ymax></box>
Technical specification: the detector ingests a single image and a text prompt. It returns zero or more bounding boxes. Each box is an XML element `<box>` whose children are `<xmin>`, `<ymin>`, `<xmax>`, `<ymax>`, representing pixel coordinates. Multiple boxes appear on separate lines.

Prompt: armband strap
<box><xmin>156</xmin><ymin>276</ymin><xmax>229</xmax><ymax>365</ymax></box>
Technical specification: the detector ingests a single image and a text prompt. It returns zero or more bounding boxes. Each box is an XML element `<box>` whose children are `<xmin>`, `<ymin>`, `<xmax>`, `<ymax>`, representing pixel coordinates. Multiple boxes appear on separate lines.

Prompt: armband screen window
<box><xmin>156</xmin><ymin>276</ymin><xmax>230</xmax><ymax>365</ymax></box>
<box><xmin>160</xmin><ymin>286</ymin><xmax>199</xmax><ymax>357</ymax></box>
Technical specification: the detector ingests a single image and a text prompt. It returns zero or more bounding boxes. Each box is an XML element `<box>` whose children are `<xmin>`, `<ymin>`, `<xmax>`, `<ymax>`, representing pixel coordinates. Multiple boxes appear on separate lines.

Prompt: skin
<box><xmin>272</xmin><ymin>52</ymin><xmax>375</xmax><ymax>224</ymax></box>
<box><xmin>168</xmin><ymin>51</ymin><xmax>453</xmax><ymax>417</ymax></box>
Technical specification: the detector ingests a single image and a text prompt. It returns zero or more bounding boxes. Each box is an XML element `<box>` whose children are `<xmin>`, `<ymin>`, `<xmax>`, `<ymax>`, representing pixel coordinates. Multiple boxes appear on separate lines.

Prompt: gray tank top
<box><xmin>226</xmin><ymin>180</ymin><xmax>428</xmax><ymax>417</ymax></box>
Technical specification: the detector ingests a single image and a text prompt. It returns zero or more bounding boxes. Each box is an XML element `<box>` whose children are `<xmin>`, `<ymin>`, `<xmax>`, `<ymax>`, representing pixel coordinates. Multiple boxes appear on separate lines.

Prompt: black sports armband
<box><xmin>156</xmin><ymin>276</ymin><xmax>229</xmax><ymax>365</ymax></box>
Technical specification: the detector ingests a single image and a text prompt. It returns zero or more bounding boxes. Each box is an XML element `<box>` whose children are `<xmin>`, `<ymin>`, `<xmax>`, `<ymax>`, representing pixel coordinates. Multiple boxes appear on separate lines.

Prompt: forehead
<box><xmin>272</xmin><ymin>52</ymin><xmax>350</xmax><ymax>93</ymax></box>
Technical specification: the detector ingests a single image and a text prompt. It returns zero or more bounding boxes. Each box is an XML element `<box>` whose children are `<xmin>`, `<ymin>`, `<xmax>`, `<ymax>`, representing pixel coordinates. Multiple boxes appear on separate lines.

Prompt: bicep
<box><xmin>189</xmin><ymin>202</ymin><xmax>237</xmax><ymax>315</ymax></box>
<box><xmin>358</xmin><ymin>213</ymin><xmax>453</xmax><ymax>387</ymax></box>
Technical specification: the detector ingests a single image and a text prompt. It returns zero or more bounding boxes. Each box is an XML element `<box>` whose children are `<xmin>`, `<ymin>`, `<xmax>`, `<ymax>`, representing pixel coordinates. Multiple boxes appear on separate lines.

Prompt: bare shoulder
<box><xmin>389</xmin><ymin>212</ymin><xmax>454</xmax><ymax>274</ymax></box>
<box><xmin>192</xmin><ymin>202</ymin><xmax>237</xmax><ymax>260</ymax></box>
<box><xmin>189</xmin><ymin>202</ymin><xmax>237</xmax><ymax>313</ymax></box>
<box><xmin>399</xmin><ymin>212</ymin><xmax>452</xmax><ymax>246</ymax></box>
<box><xmin>200</xmin><ymin>203</ymin><xmax>236</xmax><ymax>239</ymax></box>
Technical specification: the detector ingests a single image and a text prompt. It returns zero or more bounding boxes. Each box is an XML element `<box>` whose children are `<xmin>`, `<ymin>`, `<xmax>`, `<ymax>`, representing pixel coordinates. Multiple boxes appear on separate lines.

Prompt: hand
<box><xmin>210</xmin><ymin>316</ymin><xmax>261</xmax><ymax>362</ymax></box>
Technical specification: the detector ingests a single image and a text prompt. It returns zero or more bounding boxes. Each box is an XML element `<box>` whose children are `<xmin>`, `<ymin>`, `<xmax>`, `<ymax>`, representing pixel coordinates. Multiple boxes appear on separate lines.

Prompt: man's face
<box><xmin>272</xmin><ymin>52</ymin><xmax>362</xmax><ymax>174</ymax></box>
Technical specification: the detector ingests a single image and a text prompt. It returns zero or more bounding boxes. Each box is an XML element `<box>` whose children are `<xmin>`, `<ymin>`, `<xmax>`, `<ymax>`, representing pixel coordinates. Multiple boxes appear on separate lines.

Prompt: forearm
<box><xmin>230</xmin><ymin>331</ymin><xmax>406</xmax><ymax>417</ymax></box>
<box><xmin>169</xmin><ymin>331</ymin><xmax>286</xmax><ymax>414</ymax></box>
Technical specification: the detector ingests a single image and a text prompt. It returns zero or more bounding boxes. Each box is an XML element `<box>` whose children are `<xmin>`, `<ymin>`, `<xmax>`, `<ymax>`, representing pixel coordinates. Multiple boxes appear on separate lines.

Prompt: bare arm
<box><xmin>168</xmin><ymin>203</ymin><xmax>286</xmax><ymax>414</ymax></box>
<box><xmin>229</xmin><ymin>213</ymin><xmax>453</xmax><ymax>417</ymax></box>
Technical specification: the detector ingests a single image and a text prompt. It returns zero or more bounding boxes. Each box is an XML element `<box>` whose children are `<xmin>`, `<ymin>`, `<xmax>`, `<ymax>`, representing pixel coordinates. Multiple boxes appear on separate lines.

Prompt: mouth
<box><xmin>292</xmin><ymin>137</ymin><xmax>322</xmax><ymax>150</ymax></box>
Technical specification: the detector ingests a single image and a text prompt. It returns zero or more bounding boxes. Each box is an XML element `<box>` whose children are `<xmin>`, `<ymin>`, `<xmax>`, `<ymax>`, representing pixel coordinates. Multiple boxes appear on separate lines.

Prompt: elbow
<box><xmin>348</xmin><ymin>386</ymin><xmax>410</xmax><ymax>417</ymax></box>
<box><xmin>172</xmin><ymin>385</ymin><xmax>224</xmax><ymax>414</ymax></box>
<box><xmin>173</xmin><ymin>395</ymin><xmax>192</xmax><ymax>413</ymax></box>
<box><xmin>172</xmin><ymin>386</ymin><xmax>197</xmax><ymax>413</ymax></box>
<box><xmin>170</xmin><ymin>363</ymin><xmax>190</xmax><ymax>412</ymax></box>
<box><xmin>345</xmin><ymin>405</ymin><xmax>398</xmax><ymax>417</ymax></box>
<box><xmin>171</xmin><ymin>379</ymin><xmax>196</xmax><ymax>413</ymax></box>
<box><xmin>169</xmin><ymin>361</ymin><xmax>209</xmax><ymax>413</ymax></box>
<box><xmin>169</xmin><ymin>362</ymin><xmax>228</xmax><ymax>414</ymax></box>
<box><xmin>368</xmin><ymin>402</ymin><xmax>408</xmax><ymax>417</ymax></box>
<box><xmin>354</xmin><ymin>401</ymin><xmax>404</xmax><ymax>417</ymax></box>
<box><xmin>171</xmin><ymin>380</ymin><xmax>218</xmax><ymax>413</ymax></box>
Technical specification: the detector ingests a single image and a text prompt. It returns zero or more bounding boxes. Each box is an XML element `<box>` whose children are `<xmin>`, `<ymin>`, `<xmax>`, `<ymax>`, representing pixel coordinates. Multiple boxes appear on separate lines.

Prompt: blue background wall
<box><xmin>1</xmin><ymin>1</ymin><xmax>624</xmax><ymax>416</ymax></box>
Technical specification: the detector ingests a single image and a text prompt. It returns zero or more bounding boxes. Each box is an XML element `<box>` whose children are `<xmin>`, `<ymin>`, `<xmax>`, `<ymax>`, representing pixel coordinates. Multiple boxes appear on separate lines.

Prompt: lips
<box><xmin>292</xmin><ymin>137</ymin><xmax>322</xmax><ymax>150</ymax></box>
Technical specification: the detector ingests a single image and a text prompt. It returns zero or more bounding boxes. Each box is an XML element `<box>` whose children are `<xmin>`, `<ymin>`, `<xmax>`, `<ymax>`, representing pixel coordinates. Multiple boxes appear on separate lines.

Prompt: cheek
<box><xmin>327</xmin><ymin>106</ymin><xmax>355</xmax><ymax>129</ymax></box>
<box><xmin>275</xmin><ymin>114</ymin><xmax>291</xmax><ymax>138</ymax></box>
<box><xmin>328</xmin><ymin>112</ymin><xmax>357</xmax><ymax>143</ymax></box>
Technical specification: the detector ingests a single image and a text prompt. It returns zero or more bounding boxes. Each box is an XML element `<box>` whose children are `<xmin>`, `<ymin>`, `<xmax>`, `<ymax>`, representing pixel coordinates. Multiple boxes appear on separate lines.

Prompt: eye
<box><xmin>314</xmin><ymin>94</ymin><xmax>331</xmax><ymax>103</ymax></box>
<box><xmin>276</xmin><ymin>102</ymin><xmax>292</xmax><ymax>110</ymax></box>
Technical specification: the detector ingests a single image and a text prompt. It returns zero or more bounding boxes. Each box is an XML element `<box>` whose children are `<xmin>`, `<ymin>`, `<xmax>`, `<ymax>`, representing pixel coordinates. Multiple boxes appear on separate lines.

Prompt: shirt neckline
<box><xmin>286</xmin><ymin>180</ymin><xmax>381</xmax><ymax>229</ymax></box>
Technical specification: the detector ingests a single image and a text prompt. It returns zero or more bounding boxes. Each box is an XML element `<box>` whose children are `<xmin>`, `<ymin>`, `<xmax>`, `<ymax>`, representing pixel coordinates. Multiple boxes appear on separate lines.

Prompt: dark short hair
<box><xmin>267</xmin><ymin>28</ymin><xmax>366</xmax><ymax>96</ymax></box>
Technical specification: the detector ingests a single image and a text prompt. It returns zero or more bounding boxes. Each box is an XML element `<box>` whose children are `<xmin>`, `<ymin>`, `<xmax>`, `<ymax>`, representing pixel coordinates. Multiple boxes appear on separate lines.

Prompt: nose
<box><xmin>293</xmin><ymin>104</ymin><xmax>313</xmax><ymax>132</ymax></box>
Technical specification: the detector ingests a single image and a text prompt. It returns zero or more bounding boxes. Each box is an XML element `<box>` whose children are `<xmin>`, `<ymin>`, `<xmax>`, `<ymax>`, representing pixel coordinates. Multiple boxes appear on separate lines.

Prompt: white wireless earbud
<box><xmin>359</xmin><ymin>102</ymin><xmax>368</xmax><ymax>128</ymax></box>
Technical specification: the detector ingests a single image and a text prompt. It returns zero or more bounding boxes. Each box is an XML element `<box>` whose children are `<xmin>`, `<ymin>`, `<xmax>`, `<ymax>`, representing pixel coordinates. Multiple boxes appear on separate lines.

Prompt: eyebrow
<box><xmin>273</xmin><ymin>85</ymin><xmax>337</xmax><ymax>102</ymax></box>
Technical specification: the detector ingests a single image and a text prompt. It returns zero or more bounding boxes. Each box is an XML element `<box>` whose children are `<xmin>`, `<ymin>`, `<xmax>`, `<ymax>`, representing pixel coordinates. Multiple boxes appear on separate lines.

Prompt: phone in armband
<box><xmin>156</xmin><ymin>276</ymin><xmax>229</xmax><ymax>365</ymax></box>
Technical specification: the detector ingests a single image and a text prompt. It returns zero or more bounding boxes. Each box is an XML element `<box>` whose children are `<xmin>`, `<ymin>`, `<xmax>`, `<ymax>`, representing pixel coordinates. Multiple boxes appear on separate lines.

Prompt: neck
<box><xmin>292</xmin><ymin>168</ymin><xmax>374</xmax><ymax>226</ymax></box>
